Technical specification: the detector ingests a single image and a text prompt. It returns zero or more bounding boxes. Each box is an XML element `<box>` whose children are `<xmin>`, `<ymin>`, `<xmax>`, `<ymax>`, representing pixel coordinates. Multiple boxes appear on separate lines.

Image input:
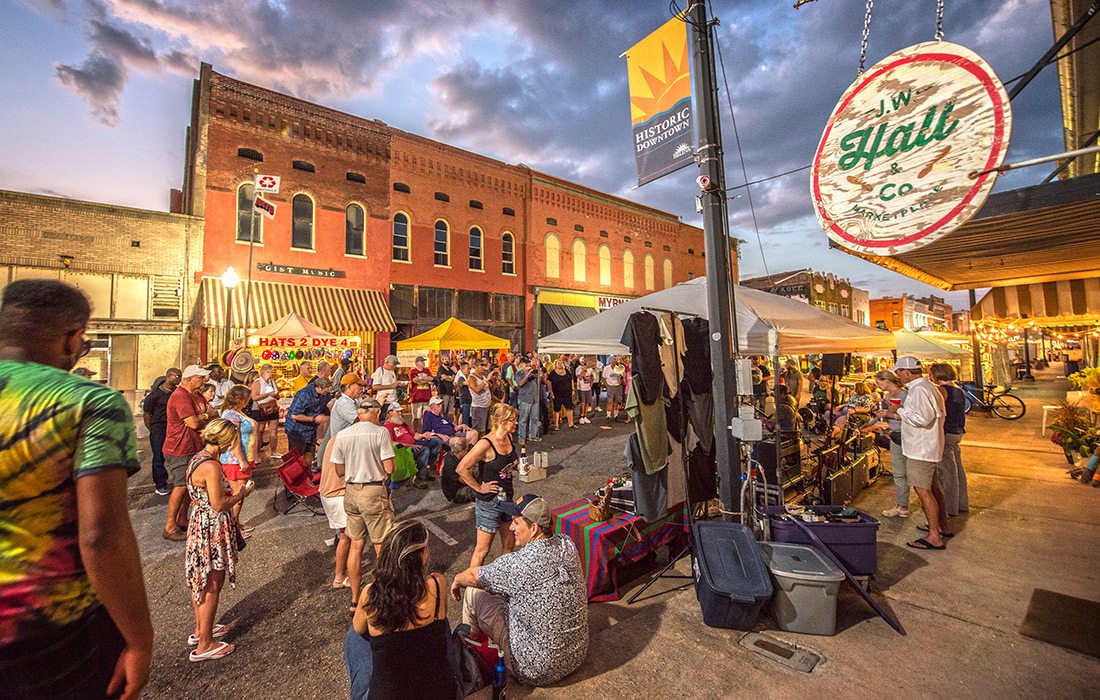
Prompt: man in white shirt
<box><xmin>371</xmin><ymin>354</ymin><xmax>400</xmax><ymax>406</ymax></box>
<box><xmin>326</xmin><ymin>398</ymin><xmax>395</xmax><ymax>607</ymax></box>
<box><xmin>467</xmin><ymin>360</ymin><xmax>492</xmax><ymax>432</ymax></box>
<box><xmin>207</xmin><ymin>364</ymin><xmax>233</xmax><ymax>412</ymax></box>
<box><xmin>878</xmin><ymin>356</ymin><xmax>949</xmax><ymax>550</ymax></box>
<box><xmin>602</xmin><ymin>357</ymin><xmax>625</xmax><ymax>422</ymax></box>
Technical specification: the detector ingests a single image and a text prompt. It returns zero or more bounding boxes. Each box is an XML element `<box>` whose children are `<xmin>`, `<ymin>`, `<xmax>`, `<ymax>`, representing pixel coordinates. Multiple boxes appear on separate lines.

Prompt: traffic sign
<box><xmin>254</xmin><ymin>174</ymin><xmax>280</xmax><ymax>194</ymax></box>
<box><xmin>254</xmin><ymin>195</ymin><xmax>276</xmax><ymax>219</ymax></box>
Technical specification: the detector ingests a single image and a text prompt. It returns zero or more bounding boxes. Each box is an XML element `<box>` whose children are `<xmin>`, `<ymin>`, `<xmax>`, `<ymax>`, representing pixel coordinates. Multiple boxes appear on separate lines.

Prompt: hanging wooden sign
<box><xmin>811</xmin><ymin>41</ymin><xmax>1012</xmax><ymax>256</ymax></box>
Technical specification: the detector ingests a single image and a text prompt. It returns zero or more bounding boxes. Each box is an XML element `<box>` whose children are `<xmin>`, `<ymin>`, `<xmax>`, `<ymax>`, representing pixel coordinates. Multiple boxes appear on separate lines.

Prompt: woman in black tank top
<box><xmin>344</xmin><ymin>519</ymin><xmax>460</xmax><ymax>699</ymax></box>
<box><xmin>456</xmin><ymin>403</ymin><xmax>520</xmax><ymax>568</ymax></box>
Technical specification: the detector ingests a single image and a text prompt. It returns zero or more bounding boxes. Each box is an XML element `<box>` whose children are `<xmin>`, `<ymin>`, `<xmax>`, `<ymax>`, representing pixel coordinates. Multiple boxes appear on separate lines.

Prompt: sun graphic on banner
<box><xmin>628</xmin><ymin>23</ymin><xmax>691</xmax><ymax>126</ymax></box>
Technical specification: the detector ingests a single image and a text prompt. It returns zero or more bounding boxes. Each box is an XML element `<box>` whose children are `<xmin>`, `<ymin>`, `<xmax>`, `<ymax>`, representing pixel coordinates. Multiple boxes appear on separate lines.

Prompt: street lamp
<box><xmin>221</xmin><ymin>267</ymin><xmax>240</xmax><ymax>352</ymax></box>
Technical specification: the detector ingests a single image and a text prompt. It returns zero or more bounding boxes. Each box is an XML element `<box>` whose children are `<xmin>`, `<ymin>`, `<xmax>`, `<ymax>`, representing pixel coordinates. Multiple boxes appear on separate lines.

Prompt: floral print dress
<box><xmin>185</xmin><ymin>451</ymin><xmax>238</xmax><ymax>603</ymax></box>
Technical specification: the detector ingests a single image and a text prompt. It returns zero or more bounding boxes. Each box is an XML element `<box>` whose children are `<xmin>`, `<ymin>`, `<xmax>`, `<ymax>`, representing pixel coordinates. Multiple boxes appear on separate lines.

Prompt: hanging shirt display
<box><xmin>681</xmin><ymin>317</ymin><xmax>713</xmax><ymax>396</ymax></box>
<box><xmin>658</xmin><ymin>313</ymin><xmax>685</xmax><ymax>399</ymax></box>
<box><xmin>624</xmin><ymin>380</ymin><xmax>670</xmax><ymax>475</ymax></box>
<box><xmin>620</xmin><ymin>311</ymin><xmax>663</xmax><ymax>405</ymax></box>
<box><xmin>625</xmin><ymin>433</ymin><xmax>668</xmax><ymax>523</ymax></box>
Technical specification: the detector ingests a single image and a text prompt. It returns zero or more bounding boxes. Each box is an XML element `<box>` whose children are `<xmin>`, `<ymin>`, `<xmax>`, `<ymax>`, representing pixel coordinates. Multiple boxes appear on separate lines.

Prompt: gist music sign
<box><xmin>811</xmin><ymin>41</ymin><xmax>1012</xmax><ymax>256</ymax></box>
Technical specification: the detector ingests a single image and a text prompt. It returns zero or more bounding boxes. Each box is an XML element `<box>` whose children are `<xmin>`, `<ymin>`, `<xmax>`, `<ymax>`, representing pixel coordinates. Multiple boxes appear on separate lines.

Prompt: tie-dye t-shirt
<box><xmin>0</xmin><ymin>361</ymin><xmax>139</xmax><ymax>646</ymax></box>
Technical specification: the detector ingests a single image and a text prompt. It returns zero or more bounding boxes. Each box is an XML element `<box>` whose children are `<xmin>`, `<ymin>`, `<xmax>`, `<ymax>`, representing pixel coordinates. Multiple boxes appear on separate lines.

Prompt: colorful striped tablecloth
<box><xmin>552</xmin><ymin>499</ymin><xmax>688</xmax><ymax>602</ymax></box>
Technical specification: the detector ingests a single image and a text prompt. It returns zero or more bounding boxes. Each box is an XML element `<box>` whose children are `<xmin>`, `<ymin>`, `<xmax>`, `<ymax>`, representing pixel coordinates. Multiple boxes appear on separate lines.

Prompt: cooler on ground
<box><xmin>692</xmin><ymin>521</ymin><xmax>772</xmax><ymax>630</ymax></box>
<box><xmin>760</xmin><ymin>543</ymin><xmax>845</xmax><ymax>636</ymax></box>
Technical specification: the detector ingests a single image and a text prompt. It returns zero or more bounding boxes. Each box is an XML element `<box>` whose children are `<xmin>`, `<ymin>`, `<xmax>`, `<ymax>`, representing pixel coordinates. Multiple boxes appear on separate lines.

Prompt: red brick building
<box><xmin>183</xmin><ymin>64</ymin><xmax>712</xmax><ymax>357</ymax></box>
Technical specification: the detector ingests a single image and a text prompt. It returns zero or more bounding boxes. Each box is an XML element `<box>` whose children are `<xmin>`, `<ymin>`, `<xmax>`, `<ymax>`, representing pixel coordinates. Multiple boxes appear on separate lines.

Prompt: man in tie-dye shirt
<box><xmin>0</xmin><ymin>280</ymin><xmax>152</xmax><ymax>700</ymax></box>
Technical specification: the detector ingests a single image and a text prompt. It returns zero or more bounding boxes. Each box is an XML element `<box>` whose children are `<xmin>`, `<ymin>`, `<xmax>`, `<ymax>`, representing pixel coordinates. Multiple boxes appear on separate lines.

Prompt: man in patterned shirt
<box><xmin>451</xmin><ymin>494</ymin><xmax>588</xmax><ymax>686</ymax></box>
<box><xmin>0</xmin><ymin>280</ymin><xmax>152</xmax><ymax>699</ymax></box>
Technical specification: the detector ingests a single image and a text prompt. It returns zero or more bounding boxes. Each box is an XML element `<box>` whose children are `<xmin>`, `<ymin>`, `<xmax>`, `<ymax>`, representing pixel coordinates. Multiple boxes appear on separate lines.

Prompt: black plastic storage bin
<box><xmin>692</xmin><ymin>521</ymin><xmax>773</xmax><ymax>629</ymax></box>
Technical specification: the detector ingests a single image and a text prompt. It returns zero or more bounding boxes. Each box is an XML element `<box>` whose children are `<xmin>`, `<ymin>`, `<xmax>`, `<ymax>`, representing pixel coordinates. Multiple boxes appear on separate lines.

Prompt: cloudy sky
<box><xmin>0</xmin><ymin>0</ymin><xmax>1064</xmax><ymax>307</ymax></box>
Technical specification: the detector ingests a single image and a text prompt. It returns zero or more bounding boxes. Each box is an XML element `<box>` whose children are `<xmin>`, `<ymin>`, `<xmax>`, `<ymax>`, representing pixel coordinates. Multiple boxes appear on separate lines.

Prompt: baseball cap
<box><xmin>340</xmin><ymin>372</ymin><xmax>363</xmax><ymax>386</ymax></box>
<box><xmin>499</xmin><ymin>494</ymin><xmax>551</xmax><ymax>529</ymax></box>
<box><xmin>385</xmin><ymin>354</ymin><xmax>400</xmax><ymax>365</ymax></box>
<box><xmin>358</xmin><ymin>397</ymin><xmax>382</xmax><ymax>410</ymax></box>
<box><xmin>428</xmin><ymin>396</ymin><xmax>443</xmax><ymax>405</ymax></box>
<box><xmin>415</xmin><ymin>356</ymin><xmax>427</xmax><ymax>363</ymax></box>
<box><xmin>387</xmin><ymin>402</ymin><xmax>404</xmax><ymax>413</ymax></box>
<box><xmin>73</xmin><ymin>367</ymin><xmax>97</xmax><ymax>378</ymax></box>
<box><xmin>893</xmin><ymin>356</ymin><xmax>922</xmax><ymax>372</ymax></box>
<box><xmin>182</xmin><ymin>364</ymin><xmax>211</xmax><ymax>379</ymax></box>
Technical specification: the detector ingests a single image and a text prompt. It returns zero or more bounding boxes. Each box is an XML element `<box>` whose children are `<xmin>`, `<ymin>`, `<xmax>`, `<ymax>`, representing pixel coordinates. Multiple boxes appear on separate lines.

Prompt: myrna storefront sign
<box><xmin>811</xmin><ymin>41</ymin><xmax>1012</xmax><ymax>256</ymax></box>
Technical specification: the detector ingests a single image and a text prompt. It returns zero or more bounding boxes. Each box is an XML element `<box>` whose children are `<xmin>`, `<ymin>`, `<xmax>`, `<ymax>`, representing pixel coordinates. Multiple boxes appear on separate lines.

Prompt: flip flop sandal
<box><xmin>188</xmin><ymin>624</ymin><xmax>230</xmax><ymax>646</ymax></box>
<box><xmin>189</xmin><ymin>641</ymin><xmax>235</xmax><ymax>662</ymax></box>
<box><xmin>906</xmin><ymin>537</ymin><xmax>946</xmax><ymax>550</ymax></box>
<box><xmin>332</xmin><ymin>577</ymin><xmax>350</xmax><ymax>589</ymax></box>
<box><xmin>916</xmin><ymin>524</ymin><xmax>954</xmax><ymax>538</ymax></box>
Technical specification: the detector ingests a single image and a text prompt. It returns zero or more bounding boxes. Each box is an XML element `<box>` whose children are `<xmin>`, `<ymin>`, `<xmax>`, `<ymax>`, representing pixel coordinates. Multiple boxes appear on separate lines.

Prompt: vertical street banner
<box><xmin>626</xmin><ymin>17</ymin><xmax>694</xmax><ymax>186</ymax></box>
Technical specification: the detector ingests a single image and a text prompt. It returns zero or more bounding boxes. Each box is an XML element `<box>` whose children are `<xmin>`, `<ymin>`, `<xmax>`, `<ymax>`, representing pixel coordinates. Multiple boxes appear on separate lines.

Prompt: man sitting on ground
<box><xmin>441</xmin><ymin>436</ymin><xmax>476</xmax><ymax>504</ymax></box>
<box><xmin>450</xmin><ymin>494</ymin><xmax>588</xmax><ymax>687</ymax></box>
<box><xmin>382</xmin><ymin>403</ymin><xmax>438</xmax><ymax>490</ymax></box>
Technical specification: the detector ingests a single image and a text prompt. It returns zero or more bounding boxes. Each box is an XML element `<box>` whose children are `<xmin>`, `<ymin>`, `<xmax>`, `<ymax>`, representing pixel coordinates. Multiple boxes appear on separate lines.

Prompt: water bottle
<box><xmin>491</xmin><ymin>645</ymin><xmax>507</xmax><ymax>699</ymax></box>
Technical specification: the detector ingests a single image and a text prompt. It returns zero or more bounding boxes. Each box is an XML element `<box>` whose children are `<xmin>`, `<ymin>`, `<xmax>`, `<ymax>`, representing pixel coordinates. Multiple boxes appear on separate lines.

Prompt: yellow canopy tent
<box><xmin>396</xmin><ymin>317</ymin><xmax>511</xmax><ymax>352</ymax></box>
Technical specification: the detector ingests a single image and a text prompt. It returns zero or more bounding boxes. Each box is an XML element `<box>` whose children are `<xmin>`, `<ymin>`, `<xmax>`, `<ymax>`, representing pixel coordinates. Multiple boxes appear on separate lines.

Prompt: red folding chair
<box><xmin>276</xmin><ymin>449</ymin><xmax>322</xmax><ymax>516</ymax></box>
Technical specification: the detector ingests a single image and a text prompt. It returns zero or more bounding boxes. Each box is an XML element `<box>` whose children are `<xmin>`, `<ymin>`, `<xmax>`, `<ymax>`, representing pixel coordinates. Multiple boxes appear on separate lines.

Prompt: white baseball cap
<box><xmin>387</xmin><ymin>402</ymin><xmax>404</xmax><ymax>413</ymax></box>
<box><xmin>182</xmin><ymin>364</ymin><xmax>211</xmax><ymax>379</ymax></box>
<box><xmin>428</xmin><ymin>396</ymin><xmax>444</xmax><ymax>405</ymax></box>
<box><xmin>892</xmin><ymin>356</ymin><xmax>922</xmax><ymax>372</ymax></box>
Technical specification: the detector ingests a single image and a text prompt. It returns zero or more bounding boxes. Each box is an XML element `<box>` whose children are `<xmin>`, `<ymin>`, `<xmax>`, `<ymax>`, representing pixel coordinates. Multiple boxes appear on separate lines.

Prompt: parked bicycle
<box><xmin>961</xmin><ymin>383</ymin><xmax>1026</xmax><ymax>420</ymax></box>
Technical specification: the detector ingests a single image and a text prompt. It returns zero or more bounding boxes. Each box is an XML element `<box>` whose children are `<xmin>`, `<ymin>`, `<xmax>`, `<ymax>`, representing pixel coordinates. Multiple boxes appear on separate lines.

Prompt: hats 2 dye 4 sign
<box><xmin>811</xmin><ymin>41</ymin><xmax>1012</xmax><ymax>256</ymax></box>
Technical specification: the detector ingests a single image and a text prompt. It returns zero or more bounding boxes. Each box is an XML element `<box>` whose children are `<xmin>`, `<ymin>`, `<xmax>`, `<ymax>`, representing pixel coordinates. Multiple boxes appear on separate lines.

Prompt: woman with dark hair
<box><xmin>344</xmin><ymin>519</ymin><xmax>459</xmax><ymax>699</ymax></box>
<box><xmin>930</xmin><ymin>363</ymin><xmax>968</xmax><ymax>517</ymax></box>
<box><xmin>547</xmin><ymin>358</ymin><xmax>576</xmax><ymax>430</ymax></box>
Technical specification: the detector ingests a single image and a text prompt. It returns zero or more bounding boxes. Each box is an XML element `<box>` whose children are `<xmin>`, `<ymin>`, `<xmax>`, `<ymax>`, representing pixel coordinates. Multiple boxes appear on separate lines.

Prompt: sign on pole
<box><xmin>254</xmin><ymin>174</ymin><xmax>280</xmax><ymax>194</ymax></box>
<box><xmin>625</xmin><ymin>17</ymin><xmax>694</xmax><ymax>186</ymax></box>
<box><xmin>254</xmin><ymin>195</ymin><xmax>277</xmax><ymax>219</ymax></box>
<box><xmin>811</xmin><ymin>41</ymin><xmax>1012</xmax><ymax>256</ymax></box>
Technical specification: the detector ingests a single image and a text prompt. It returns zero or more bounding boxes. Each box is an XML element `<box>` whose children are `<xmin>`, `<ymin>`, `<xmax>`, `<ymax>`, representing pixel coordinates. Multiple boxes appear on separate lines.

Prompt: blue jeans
<box><xmin>460</xmin><ymin>401</ymin><xmax>472</xmax><ymax>428</ymax></box>
<box><xmin>518</xmin><ymin>401</ymin><xmax>538</xmax><ymax>442</ymax></box>
<box><xmin>343</xmin><ymin>622</ymin><xmax>460</xmax><ymax>699</ymax></box>
<box><xmin>149</xmin><ymin>426</ymin><xmax>168</xmax><ymax>489</ymax></box>
<box><xmin>416</xmin><ymin>437</ymin><xmax>443</xmax><ymax>477</ymax></box>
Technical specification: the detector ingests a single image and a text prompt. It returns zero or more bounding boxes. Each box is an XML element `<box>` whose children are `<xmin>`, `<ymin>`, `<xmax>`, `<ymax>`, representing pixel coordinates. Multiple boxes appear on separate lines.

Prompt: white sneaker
<box><xmin>882</xmin><ymin>506</ymin><xmax>910</xmax><ymax>518</ymax></box>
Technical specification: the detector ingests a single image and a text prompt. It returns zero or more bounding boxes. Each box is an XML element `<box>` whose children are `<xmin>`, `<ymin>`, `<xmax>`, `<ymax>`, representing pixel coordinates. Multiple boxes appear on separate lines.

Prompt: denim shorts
<box><xmin>474</xmin><ymin>496</ymin><xmax>512</xmax><ymax>533</ymax></box>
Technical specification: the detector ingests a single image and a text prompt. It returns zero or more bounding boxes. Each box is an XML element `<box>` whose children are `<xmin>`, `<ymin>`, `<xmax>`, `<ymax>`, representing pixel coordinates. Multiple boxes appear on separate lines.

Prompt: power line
<box><xmin>725</xmin><ymin>164</ymin><xmax>812</xmax><ymax>192</ymax></box>
<box><xmin>712</xmin><ymin>6</ymin><xmax>769</xmax><ymax>275</ymax></box>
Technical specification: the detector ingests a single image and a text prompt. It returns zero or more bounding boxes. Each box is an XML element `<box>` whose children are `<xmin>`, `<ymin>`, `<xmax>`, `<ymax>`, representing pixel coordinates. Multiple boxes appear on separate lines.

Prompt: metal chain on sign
<box><xmin>935</xmin><ymin>0</ymin><xmax>945</xmax><ymax>40</ymax></box>
<box><xmin>858</xmin><ymin>0</ymin><xmax>874</xmax><ymax>76</ymax></box>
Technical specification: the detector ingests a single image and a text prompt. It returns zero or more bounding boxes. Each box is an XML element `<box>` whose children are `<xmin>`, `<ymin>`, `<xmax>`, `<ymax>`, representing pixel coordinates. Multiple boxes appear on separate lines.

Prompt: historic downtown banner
<box><xmin>811</xmin><ymin>41</ymin><xmax>1012</xmax><ymax>256</ymax></box>
<box><xmin>626</xmin><ymin>17</ymin><xmax>694</xmax><ymax>186</ymax></box>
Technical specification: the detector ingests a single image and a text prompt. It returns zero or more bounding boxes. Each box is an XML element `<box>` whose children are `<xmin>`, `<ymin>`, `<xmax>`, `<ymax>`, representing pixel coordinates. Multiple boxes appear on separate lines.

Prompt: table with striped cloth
<box><xmin>552</xmin><ymin>499</ymin><xmax>688</xmax><ymax>602</ymax></box>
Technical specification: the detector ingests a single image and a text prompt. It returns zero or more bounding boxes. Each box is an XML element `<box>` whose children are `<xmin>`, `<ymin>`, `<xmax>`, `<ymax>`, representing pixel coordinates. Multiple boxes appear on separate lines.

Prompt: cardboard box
<box><xmin>519</xmin><ymin>465</ymin><xmax>547</xmax><ymax>482</ymax></box>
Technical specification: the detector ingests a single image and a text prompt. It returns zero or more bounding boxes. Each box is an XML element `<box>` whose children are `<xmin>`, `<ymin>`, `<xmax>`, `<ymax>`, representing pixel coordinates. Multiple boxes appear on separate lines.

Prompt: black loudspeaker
<box><xmin>820</xmin><ymin>353</ymin><xmax>846</xmax><ymax>376</ymax></box>
<box><xmin>824</xmin><ymin>466</ymin><xmax>854</xmax><ymax>505</ymax></box>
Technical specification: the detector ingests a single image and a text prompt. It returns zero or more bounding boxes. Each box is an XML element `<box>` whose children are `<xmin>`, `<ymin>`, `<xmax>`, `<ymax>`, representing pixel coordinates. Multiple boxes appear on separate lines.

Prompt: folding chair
<box><xmin>276</xmin><ymin>449</ymin><xmax>322</xmax><ymax>516</ymax></box>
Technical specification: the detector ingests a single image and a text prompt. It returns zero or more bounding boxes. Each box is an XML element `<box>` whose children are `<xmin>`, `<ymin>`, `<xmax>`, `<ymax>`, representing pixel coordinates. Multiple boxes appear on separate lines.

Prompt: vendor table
<box><xmin>552</xmin><ymin>499</ymin><xmax>688</xmax><ymax>602</ymax></box>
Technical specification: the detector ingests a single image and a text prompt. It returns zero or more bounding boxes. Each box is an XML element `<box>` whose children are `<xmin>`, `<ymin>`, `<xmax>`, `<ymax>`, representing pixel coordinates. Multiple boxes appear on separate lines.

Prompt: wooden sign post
<box><xmin>811</xmin><ymin>41</ymin><xmax>1012</xmax><ymax>256</ymax></box>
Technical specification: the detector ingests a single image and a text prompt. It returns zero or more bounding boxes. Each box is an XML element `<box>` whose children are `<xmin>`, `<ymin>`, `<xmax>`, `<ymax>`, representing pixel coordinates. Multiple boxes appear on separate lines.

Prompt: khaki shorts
<box><xmin>343</xmin><ymin>483</ymin><xmax>394</xmax><ymax>543</ymax></box>
<box><xmin>906</xmin><ymin>458</ymin><xmax>939</xmax><ymax>490</ymax></box>
<box><xmin>165</xmin><ymin>453</ymin><xmax>192</xmax><ymax>488</ymax></box>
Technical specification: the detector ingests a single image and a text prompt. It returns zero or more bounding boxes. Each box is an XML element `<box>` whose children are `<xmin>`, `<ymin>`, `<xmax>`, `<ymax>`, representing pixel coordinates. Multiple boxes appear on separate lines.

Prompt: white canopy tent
<box><xmin>537</xmin><ymin>277</ymin><xmax>895</xmax><ymax>355</ymax></box>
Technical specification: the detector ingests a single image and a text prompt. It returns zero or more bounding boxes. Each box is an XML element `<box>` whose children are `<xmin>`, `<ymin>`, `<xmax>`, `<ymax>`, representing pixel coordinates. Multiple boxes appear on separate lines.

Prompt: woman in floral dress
<box><xmin>186</xmin><ymin>419</ymin><xmax>254</xmax><ymax>662</ymax></box>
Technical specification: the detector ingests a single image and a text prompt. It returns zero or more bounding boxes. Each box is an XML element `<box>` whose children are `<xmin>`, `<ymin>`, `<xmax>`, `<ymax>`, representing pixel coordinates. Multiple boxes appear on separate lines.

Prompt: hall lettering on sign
<box><xmin>810</xmin><ymin>41</ymin><xmax>1012</xmax><ymax>256</ymax></box>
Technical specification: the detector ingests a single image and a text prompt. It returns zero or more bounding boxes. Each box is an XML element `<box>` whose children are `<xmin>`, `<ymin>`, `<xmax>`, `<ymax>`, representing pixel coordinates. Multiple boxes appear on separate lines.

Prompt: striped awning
<box><xmin>201</xmin><ymin>278</ymin><xmax>396</xmax><ymax>333</ymax></box>
<box><xmin>973</xmin><ymin>278</ymin><xmax>1100</xmax><ymax>328</ymax></box>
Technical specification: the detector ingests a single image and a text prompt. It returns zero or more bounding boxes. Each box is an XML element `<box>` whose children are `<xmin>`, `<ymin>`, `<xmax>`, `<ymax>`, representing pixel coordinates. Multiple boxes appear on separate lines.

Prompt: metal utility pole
<box><xmin>688</xmin><ymin>0</ymin><xmax>742</xmax><ymax>515</ymax></box>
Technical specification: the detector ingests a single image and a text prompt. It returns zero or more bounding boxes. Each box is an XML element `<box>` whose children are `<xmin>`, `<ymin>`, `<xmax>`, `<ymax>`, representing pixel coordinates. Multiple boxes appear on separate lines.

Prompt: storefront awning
<box><xmin>972</xmin><ymin>277</ymin><xmax>1100</xmax><ymax>328</ymax></box>
<box><xmin>541</xmin><ymin>304</ymin><xmax>598</xmax><ymax>336</ymax></box>
<box><xmin>840</xmin><ymin>172</ymin><xmax>1100</xmax><ymax>290</ymax></box>
<box><xmin>201</xmin><ymin>278</ymin><xmax>396</xmax><ymax>333</ymax></box>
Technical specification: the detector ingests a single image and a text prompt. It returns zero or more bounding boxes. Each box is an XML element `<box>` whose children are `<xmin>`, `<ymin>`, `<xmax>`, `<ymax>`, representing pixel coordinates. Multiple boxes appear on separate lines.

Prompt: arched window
<box><xmin>291</xmin><ymin>194</ymin><xmax>314</xmax><ymax>249</ymax></box>
<box><xmin>236</xmin><ymin>183</ymin><xmax>261</xmax><ymax>242</ymax></box>
<box><xmin>572</xmin><ymin>239</ymin><xmax>586</xmax><ymax>283</ymax></box>
<box><xmin>545</xmin><ymin>234</ymin><xmax>560</xmax><ymax>279</ymax></box>
<box><xmin>345</xmin><ymin>204</ymin><xmax>364</xmax><ymax>256</ymax></box>
<box><xmin>502</xmin><ymin>232</ymin><xmax>515</xmax><ymax>275</ymax></box>
<box><xmin>434</xmin><ymin>219</ymin><xmax>450</xmax><ymax>266</ymax></box>
<box><xmin>469</xmin><ymin>226</ymin><xmax>483</xmax><ymax>271</ymax></box>
<box><xmin>663</xmin><ymin>258</ymin><xmax>673</xmax><ymax>289</ymax></box>
<box><xmin>644</xmin><ymin>254</ymin><xmax>655</xmax><ymax>291</ymax></box>
<box><xmin>392</xmin><ymin>212</ymin><xmax>410</xmax><ymax>261</ymax></box>
<box><xmin>598</xmin><ymin>245</ymin><xmax>611</xmax><ymax>286</ymax></box>
<box><xmin>623</xmin><ymin>250</ymin><xmax>634</xmax><ymax>288</ymax></box>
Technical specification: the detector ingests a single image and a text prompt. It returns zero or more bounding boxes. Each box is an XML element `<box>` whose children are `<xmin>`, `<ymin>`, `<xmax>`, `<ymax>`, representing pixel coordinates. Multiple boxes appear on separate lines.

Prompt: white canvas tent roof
<box><xmin>251</xmin><ymin>311</ymin><xmax>335</xmax><ymax>339</ymax></box>
<box><xmin>537</xmin><ymin>277</ymin><xmax>895</xmax><ymax>355</ymax></box>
